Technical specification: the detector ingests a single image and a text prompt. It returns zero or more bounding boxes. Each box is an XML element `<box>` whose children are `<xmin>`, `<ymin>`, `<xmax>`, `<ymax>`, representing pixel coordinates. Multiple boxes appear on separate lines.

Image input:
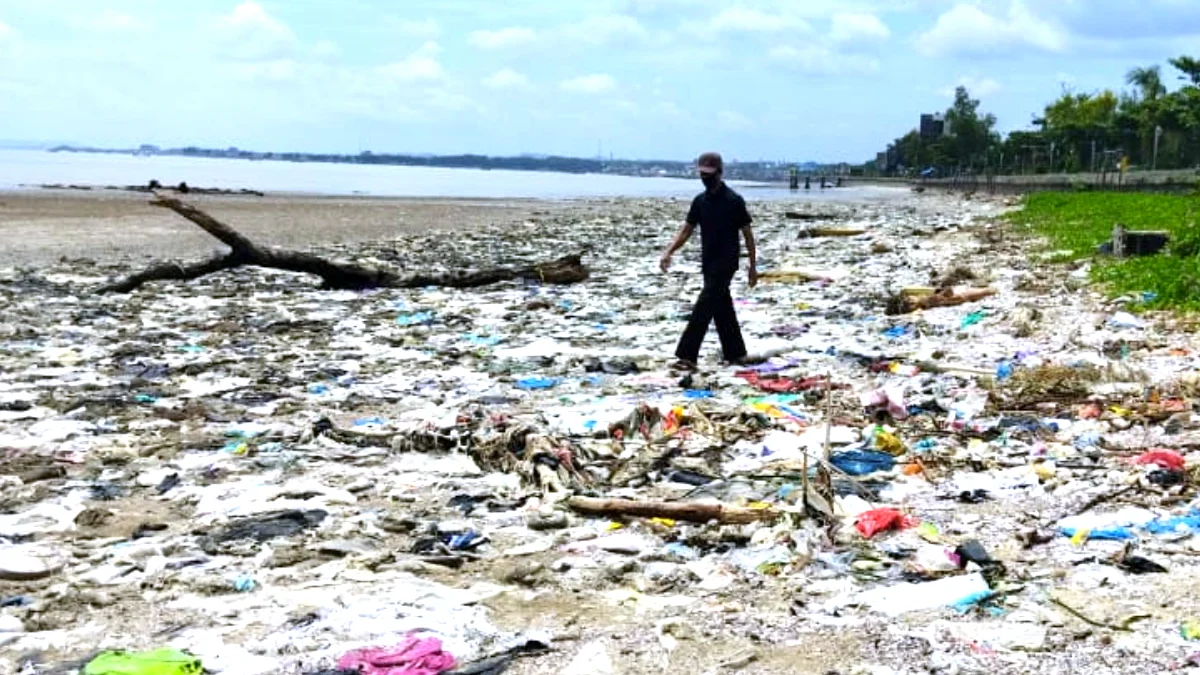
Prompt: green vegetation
<box><xmin>1010</xmin><ymin>192</ymin><xmax>1200</xmax><ymax>310</ymax></box>
<box><xmin>876</xmin><ymin>54</ymin><xmax>1200</xmax><ymax>175</ymax></box>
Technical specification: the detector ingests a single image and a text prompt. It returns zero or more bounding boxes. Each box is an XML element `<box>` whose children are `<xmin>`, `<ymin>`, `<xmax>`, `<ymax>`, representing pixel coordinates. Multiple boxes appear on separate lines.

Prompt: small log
<box><xmin>887</xmin><ymin>286</ymin><xmax>997</xmax><ymax>315</ymax></box>
<box><xmin>567</xmin><ymin>496</ymin><xmax>779</xmax><ymax>524</ymax></box>
<box><xmin>801</xmin><ymin>227</ymin><xmax>867</xmax><ymax>238</ymax></box>
<box><xmin>97</xmin><ymin>195</ymin><xmax>588</xmax><ymax>293</ymax></box>
<box><xmin>758</xmin><ymin>269</ymin><xmax>832</xmax><ymax>283</ymax></box>
<box><xmin>785</xmin><ymin>211</ymin><xmax>837</xmax><ymax>221</ymax></box>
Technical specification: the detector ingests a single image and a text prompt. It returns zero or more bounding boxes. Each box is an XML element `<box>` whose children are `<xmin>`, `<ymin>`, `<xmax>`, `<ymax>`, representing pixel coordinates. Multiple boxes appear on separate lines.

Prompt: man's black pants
<box><xmin>674</xmin><ymin>269</ymin><xmax>747</xmax><ymax>364</ymax></box>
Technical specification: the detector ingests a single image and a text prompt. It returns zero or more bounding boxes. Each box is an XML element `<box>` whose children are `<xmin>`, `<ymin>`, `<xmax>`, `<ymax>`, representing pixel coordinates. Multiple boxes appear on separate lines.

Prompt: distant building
<box><xmin>919</xmin><ymin>113</ymin><xmax>949</xmax><ymax>139</ymax></box>
<box><xmin>876</xmin><ymin>151</ymin><xmax>888</xmax><ymax>172</ymax></box>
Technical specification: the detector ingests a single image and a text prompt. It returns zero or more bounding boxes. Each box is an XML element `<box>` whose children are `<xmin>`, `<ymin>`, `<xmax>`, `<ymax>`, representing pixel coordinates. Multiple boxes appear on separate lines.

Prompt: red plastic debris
<box><xmin>736</xmin><ymin>371</ymin><xmax>830</xmax><ymax>394</ymax></box>
<box><xmin>855</xmin><ymin>508</ymin><xmax>918</xmax><ymax>538</ymax></box>
<box><xmin>1132</xmin><ymin>449</ymin><xmax>1185</xmax><ymax>471</ymax></box>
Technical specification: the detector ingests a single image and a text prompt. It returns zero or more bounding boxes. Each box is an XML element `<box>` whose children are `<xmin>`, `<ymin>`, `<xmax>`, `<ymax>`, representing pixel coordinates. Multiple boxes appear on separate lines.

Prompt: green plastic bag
<box><xmin>83</xmin><ymin>648</ymin><xmax>203</xmax><ymax>675</ymax></box>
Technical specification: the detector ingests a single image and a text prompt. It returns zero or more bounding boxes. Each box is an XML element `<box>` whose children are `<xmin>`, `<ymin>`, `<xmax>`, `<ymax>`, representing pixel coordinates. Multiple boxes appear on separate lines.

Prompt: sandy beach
<box><xmin>0</xmin><ymin>189</ymin><xmax>564</xmax><ymax>266</ymax></box>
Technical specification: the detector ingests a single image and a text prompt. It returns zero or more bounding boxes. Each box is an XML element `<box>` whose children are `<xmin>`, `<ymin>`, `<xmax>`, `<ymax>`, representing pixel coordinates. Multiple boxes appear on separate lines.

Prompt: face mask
<box><xmin>701</xmin><ymin>174</ymin><xmax>720</xmax><ymax>191</ymax></box>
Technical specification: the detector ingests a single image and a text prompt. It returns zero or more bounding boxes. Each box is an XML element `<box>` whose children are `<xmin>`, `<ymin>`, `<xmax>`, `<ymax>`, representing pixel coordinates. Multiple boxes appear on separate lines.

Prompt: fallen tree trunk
<box><xmin>567</xmin><ymin>496</ymin><xmax>780</xmax><ymax>524</ymax></box>
<box><xmin>97</xmin><ymin>195</ymin><xmax>589</xmax><ymax>293</ymax></box>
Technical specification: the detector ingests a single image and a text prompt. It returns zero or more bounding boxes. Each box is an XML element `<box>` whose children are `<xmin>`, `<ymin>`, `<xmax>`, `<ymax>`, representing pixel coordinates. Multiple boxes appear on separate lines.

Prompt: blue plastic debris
<box><xmin>134</xmin><ymin>393</ymin><xmax>158</xmax><ymax>404</ymax></box>
<box><xmin>1144</xmin><ymin>511</ymin><xmax>1200</xmax><ymax>535</ymax></box>
<box><xmin>684</xmin><ymin>390</ymin><xmax>714</xmax><ymax>399</ymax></box>
<box><xmin>516</xmin><ymin>377</ymin><xmax>559</xmax><ymax>390</ymax></box>
<box><xmin>233</xmin><ymin>575</ymin><xmax>257</xmax><ymax>592</ymax></box>
<box><xmin>396</xmin><ymin>311</ymin><xmax>435</xmax><ymax>326</ymax></box>
<box><xmin>883</xmin><ymin>325</ymin><xmax>910</xmax><ymax>339</ymax></box>
<box><xmin>996</xmin><ymin>361</ymin><xmax>1014</xmax><ymax>381</ymax></box>
<box><xmin>1059</xmin><ymin>526</ymin><xmax>1138</xmax><ymax>541</ymax></box>
<box><xmin>447</xmin><ymin>531</ymin><xmax>486</xmax><ymax>550</ymax></box>
<box><xmin>464</xmin><ymin>334</ymin><xmax>502</xmax><ymax>346</ymax></box>
<box><xmin>951</xmin><ymin>590</ymin><xmax>997</xmax><ymax>614</ymax></box>
<box><xmin>308</xmin><ymin>383</ymin><xmax>330</xmax><ymax>395</ymax></box>
<box><xmin>830</xmin><ymin>449</ymin><xmax>896</xmax><ymax>476</ymax></box>
<box><xmin>354</xmin><ymin>416</ymin><xmax>386</xmax><ymax>427</ymax></box>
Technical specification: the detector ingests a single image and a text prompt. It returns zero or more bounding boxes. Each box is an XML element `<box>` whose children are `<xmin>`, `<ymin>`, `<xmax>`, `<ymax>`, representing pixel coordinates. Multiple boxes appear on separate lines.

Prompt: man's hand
<box><xmin>748</xmin><ymin>266</ymin><xmax>758</xmax><ymax>289</ymax></box>
<box><xmin>660</xmin><ymin>252</ymin><xmax>673</xmax><ymax>273</ymax></box>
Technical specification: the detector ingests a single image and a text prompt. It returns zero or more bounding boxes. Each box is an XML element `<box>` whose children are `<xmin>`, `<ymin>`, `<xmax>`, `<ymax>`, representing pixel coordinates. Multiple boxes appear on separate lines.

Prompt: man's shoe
<box><xmin>670</xmin><ymin>359</ymin><xmax>698</xmax><ymax>372</ymax></box>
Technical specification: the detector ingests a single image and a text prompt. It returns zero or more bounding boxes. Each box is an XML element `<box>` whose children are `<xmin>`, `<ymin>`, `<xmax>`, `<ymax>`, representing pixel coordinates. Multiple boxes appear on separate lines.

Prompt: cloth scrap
<box><xmin>337</xmin><ymin>636</ymin><xmax>456</xmax><ymax>675</ymax></box>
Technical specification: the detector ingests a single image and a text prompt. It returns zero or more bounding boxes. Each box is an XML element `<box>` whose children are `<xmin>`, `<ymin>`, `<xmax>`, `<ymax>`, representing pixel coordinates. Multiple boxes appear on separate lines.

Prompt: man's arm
<box><xmin>660</xmin><ymin>221</ymin><xmax>696</xmax><ymax>271</ymax></box>
<box><xmin>743</xmin><ymin>224</ymin><xmax>758</xmax><ymax>288</ymax></box>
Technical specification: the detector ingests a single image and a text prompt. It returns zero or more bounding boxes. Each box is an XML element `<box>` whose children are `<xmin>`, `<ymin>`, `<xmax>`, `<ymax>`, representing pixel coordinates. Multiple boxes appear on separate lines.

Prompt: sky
<box><xmin>1</xmin><ymin>0</ymin><xmax>1199</xmax><ymax>162</ymax></box>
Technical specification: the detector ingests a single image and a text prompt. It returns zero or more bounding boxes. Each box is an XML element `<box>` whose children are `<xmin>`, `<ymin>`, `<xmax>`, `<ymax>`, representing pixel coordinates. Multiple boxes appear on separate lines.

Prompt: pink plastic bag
<box><xmin>336</xmin><ymin>636</ymin><xmax>456</xmax><ymax>675</ymax></box>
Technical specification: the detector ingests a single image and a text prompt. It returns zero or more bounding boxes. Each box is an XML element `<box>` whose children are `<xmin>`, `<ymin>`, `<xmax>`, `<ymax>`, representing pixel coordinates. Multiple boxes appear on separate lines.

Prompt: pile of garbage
<box><xmin>4</xmin><ymin>191</ymin><xmax>1200</xmax><ymax>674</ymax></box>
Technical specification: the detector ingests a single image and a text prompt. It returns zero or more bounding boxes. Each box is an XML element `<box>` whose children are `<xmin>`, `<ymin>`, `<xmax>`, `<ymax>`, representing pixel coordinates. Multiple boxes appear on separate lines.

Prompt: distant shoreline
<box><xmin>36</xmin><ymin>145</ymin><xmax>828</xmax><ymax>183</ymax></box>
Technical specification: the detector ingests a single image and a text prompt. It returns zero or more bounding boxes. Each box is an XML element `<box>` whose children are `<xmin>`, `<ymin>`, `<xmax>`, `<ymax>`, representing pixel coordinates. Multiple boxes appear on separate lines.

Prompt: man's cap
<box><xmin>696</xmin><ymin>151</ymin><xmax>723</xmax><ymax>175</ymax></box>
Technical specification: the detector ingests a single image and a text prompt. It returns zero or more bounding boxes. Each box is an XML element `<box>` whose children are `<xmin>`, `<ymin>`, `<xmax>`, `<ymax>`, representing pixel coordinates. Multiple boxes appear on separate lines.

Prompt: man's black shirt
<box><xmin>686</xmin><ymin>184</ymin><xmax>751</xmax><ymax>274</ymax></box>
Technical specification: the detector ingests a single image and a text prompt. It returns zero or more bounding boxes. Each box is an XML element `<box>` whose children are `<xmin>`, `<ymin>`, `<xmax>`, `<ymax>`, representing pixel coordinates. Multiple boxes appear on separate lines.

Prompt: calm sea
<box><xmin>0</xmin><ymin>149</ymin><xmax>895</xmax><ymax>201</ymax></box>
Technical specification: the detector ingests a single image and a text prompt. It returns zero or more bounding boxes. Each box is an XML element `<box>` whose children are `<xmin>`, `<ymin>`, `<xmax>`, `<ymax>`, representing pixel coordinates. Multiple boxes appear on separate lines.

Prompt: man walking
<box><xmin>659</xmin><ymin>152</ymin><xmax>757</xmax><ymax>371</ymax></box>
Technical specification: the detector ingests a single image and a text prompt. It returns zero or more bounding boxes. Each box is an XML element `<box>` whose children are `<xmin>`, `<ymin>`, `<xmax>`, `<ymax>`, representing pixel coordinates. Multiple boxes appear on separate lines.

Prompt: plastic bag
<box><xmin>1132</xmin><ymin>449</ymin><xmax>1185</xmax><ymax>471</ymax></box>
<box><xmin>855</xmin><ymin>508</ymin><xmax>917</xmax><ymax>538</ymax></box>
<box><xmin>83</xmin><ymin>649</ymin><xmax>203</xmax><ymax>675</ymax></box>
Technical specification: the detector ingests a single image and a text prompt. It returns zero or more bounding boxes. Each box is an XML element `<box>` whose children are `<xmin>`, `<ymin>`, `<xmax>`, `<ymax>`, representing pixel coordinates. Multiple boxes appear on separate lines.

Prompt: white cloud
<box><xmin>377</xmin><ymin>49</ymin><xmax>445</xmax><ymax>82</ymax></box>
<box><xmin>394</xmin><ymin>18</ymin><xmax>440</xmax><ymax>38</ymax></box>
<box><xmin>72</xmin><ymin>9</ymin><xmax>149</xmax><ymax>31</ymax></box>
<box><xmin>232</xmin><ymin>59</ymin><xmax>300</xmax><ymax>83</ymax></box>
<box><xmin>917</xmin><ymin>1</ymin><xmax>1068</xmax><ymax>57</ymax></box>
<box><xmin>769</xmin><ymin>44</ymin><xmax>879</xmax><ymax>75</ymax></box>
<box><xmin>829</xmin><ymin>13</ymin><xmax>890</xmax><ymax>43</ymax></box>
<box><xmin>718</xmin><ymin>110</ymin><xmax>754</xmax><ymax>130</ymax></box>
<box><xmin>940</xmin><ymin>76</ymin><xmax>1001</xmax><ymax>98</ymax></box>
<box><xmin>703</xmin><ymin>7</ymin><xmax>811</xmax><ymax>34</ymax></box>
<box><xmin>468</xmin><ymin>27</ymin><xmax>536</xmax><ymax>49</ymax></box>
<box><xmin>561</xmin><ymin>14</ymin><xmax>647</xmax><ymax>44</ymax></box>
<box><xmin>483</xmin><ymin>69</ymin><xmax>529</xmax><ymax>89</ymax></box>
<box><xmin>312</xmin><ymin>40</ymin><xmax>339</xmax><ymax>58</ymax></box>
<box><xmin>217</xmin><ymin>1</ymin><xmax>297</xmax><ymax>61</ymax></box>
<box><xmin>560</xmin><ymin>73</ymin><xmax>617</xmax><ymax>94</ymax></box>
<box><xmin>0</xmin><ymin>21</ymin><xmax>13</xmax><ymax>40</ymax></box>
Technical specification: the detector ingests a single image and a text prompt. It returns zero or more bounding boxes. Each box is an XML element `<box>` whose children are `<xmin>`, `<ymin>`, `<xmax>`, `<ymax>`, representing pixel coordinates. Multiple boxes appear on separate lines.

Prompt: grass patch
<box><xmin>1009</xmin><ymin>192</ymin><xmax>1200</xmax><ymax>310</ymax></box>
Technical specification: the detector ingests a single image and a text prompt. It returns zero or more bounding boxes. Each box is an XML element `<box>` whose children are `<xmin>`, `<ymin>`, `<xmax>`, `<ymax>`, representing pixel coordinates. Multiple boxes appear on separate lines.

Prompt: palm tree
<box><xmin>1127</xmin><ymin>65</ymin><xmax>1166</xmax><ymax>101</ymax></box>
<box><xmin>1168</xmin><ymin>56</ymin><xmax>1200</xmax><ymax>86</ymax></box>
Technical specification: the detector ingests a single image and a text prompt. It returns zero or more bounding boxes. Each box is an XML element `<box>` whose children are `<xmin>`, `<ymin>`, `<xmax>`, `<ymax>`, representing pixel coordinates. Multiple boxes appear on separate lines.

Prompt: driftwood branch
<box><xmin>97</xmin><ymin>195</ymin><xmax>589</xmax><ymax>293</ymax></box>
<box><xmin>887</xmin><ymin>286</ymin><xmax>997</xmax><ymax>315</ymax></box>
<box><xmin>567</xmin><ymin>496</ymin><xmax>779</xmax><ymax>524</ymax></box>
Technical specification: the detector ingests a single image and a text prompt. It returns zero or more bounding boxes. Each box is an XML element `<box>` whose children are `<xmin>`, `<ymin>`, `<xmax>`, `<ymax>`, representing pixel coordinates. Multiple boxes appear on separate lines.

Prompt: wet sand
<box><xmin>0</xmin><ymin>189</ymin><xmax>564</xmax><ymax>266</ymax></box>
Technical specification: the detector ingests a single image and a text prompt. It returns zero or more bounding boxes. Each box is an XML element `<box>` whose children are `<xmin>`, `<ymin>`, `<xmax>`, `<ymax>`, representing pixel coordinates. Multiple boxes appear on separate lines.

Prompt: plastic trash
<box><xmin>855</xmin><ymin>572</ymin><xmax>991</xmax><ymax>617</ymax></box>
<box><xmin>830</xmin><ymin>449</ymin><xmax>896</xmax><ymax>476</ymax></box>
<box><xmin>515</xmin><ymin>377</ymin><xmax>559</xmax><ymax>390</ymax></box>
<box><xmin>960</xmin><ymin>310</ymin><xmax>986</xmax><ymax>328</ymax></box>
<box><xmin>1144</xmin><ymin>510</ymin><xmax>1200</xmax><ymax>535</ymax></box>
<box><xmin>1107</xmin><ymin>311</ymin><xmax>1146</xmax><ymax>329</ymax></box>
<box><xmin>855</xmin><ymin>508</ymin><xmax>918</xmax><ymax>538</ymax></box>
<box><xmin>337</xmin><ymin>636</ymin><xmax>456</xmax><ymax>675</ymax></box>
<box><xmin>83</xmin><ymin>649</ymin><xmax>203</xmax><ymax>675</ymax></box>
<box><xmin>396</xmin><ymin>311</ymin><xmax>436</xmax><ymax>326</ymax></box>
<box><xmin>995</xmin><ymin>361</ymin><xmax>1014</xmax><ymax>381</ymax></box>
<box><xmin>1132</xmin><ymin>449</ymin><xmax>1185</xmax><ymax>471</ymax></box>
<box><xmin>870</xmin><ymin>427</ymin><xmax>906</xmax><ymax>455</ymax></box>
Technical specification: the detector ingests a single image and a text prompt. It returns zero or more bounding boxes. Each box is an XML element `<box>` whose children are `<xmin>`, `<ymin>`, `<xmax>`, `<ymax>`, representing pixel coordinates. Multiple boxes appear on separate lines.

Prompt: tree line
<box><xmin>875</xmin><ymin>55</ymin><xmax>1200</xmax><ymax>176</ymax></box>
